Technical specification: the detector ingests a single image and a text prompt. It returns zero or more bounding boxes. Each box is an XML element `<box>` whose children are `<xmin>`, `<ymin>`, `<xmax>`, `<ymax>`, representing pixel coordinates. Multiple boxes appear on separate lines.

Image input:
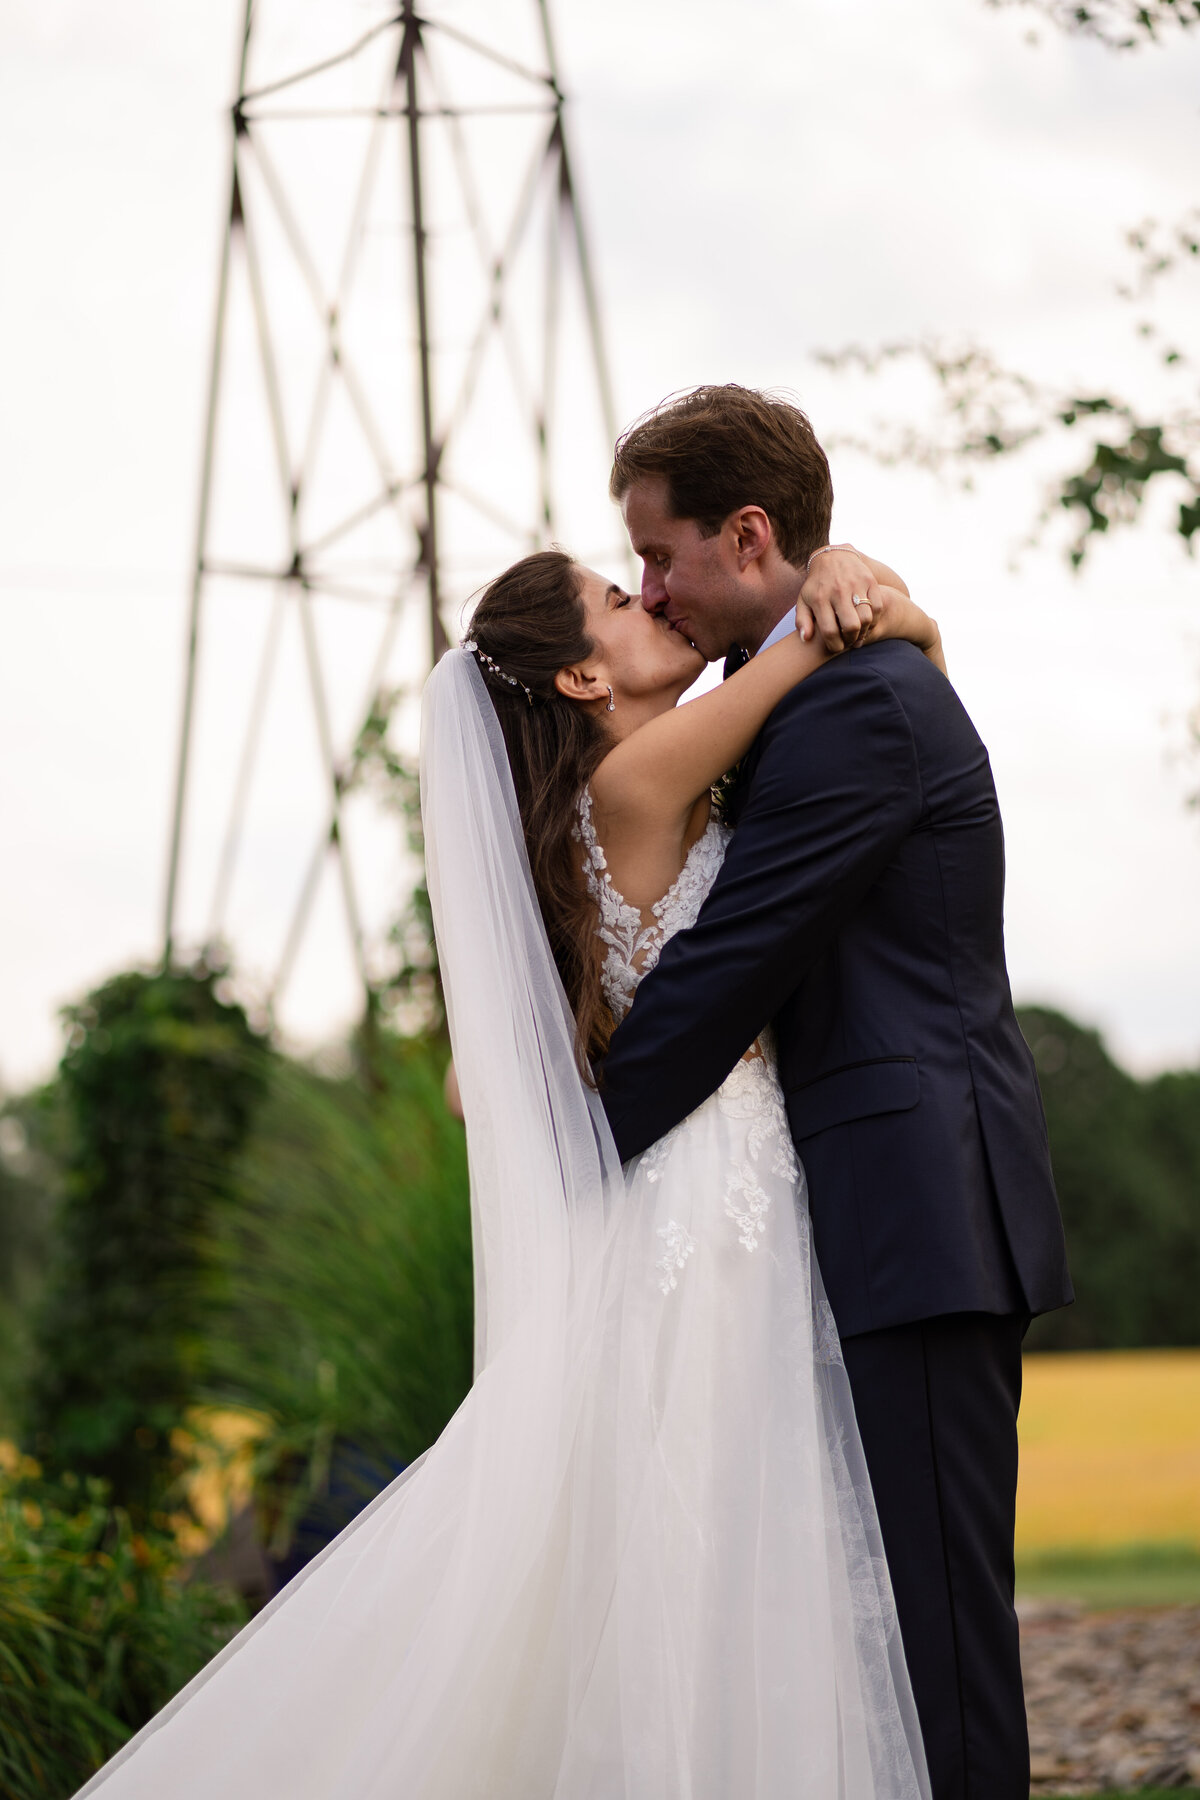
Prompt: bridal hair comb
<box><xmin>463</xmin><ymin>639</ymin><xmax>535</xmax><ymax>706</ymax></box>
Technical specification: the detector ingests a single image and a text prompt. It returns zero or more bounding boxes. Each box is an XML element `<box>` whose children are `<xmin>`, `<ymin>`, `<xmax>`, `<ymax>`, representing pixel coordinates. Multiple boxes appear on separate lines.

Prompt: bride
<box><xmin>77</xmin><ymin>548</ymin><xmax>944</xmax><ymax>1799</ymax></box>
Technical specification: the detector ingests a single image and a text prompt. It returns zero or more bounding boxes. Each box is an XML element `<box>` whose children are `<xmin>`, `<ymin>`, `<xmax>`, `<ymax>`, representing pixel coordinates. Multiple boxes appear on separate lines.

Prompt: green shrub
<box><xmin>26</xmin><ymin>963</ymin><xmax>268</xmax><ymax>1515</ymax></box>
<box><xmin>0</xmin><ymin>1453</ymin><xmax>245</xmax><ymax>1800</ymax></box>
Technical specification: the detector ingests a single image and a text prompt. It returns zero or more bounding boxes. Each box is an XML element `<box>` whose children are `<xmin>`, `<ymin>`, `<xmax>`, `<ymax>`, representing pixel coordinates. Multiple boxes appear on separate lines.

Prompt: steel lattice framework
<box><xmin>162</xmin><ymin>0</ymin><xmax>621</xmax><ymax>1036</ymax></box>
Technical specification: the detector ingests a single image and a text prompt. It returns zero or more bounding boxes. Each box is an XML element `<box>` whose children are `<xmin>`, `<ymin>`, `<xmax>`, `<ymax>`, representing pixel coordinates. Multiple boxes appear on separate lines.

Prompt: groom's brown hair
<box><xmin>609</xmin><ymin>385</ymin><xmax>832</xmax><ymax>569</ymax></box>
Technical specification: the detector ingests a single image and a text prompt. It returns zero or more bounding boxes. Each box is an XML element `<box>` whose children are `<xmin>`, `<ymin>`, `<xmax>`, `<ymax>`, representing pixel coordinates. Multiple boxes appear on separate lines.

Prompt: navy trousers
<box><xmin>840</xmin><ymin>1312</ymin><xmax>1029</xmax><ymax>1800</ymax></box>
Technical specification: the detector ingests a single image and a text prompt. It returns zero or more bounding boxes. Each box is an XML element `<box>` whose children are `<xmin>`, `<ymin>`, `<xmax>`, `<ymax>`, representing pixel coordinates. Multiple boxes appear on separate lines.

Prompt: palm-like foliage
<box><xmin>209</xmin><ymin>1035</ymin><xmax>473</xmax><ymax>1544</ymax></box>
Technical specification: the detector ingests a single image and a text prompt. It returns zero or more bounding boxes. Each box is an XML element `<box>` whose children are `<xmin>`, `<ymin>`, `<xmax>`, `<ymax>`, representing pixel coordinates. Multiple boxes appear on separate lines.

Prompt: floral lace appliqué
<box><xmin>723</xmin><ymin>1161</ymin><xmax>772</xmax><ymax>1251</ymax></box>
<box><xmin>655</xmin><ymin>1220</ymin><xmax>697</xmax><ymax>1294</ymax></box>
<box><xmin>574</xmin><ymin>788</ymin><xmax>730</xmax><ymax>1024</ymax></box>
<box><xmin>715</xmin><ymin>1055</ymin><xmax>800</xmax><ymax>1184</ymax></box>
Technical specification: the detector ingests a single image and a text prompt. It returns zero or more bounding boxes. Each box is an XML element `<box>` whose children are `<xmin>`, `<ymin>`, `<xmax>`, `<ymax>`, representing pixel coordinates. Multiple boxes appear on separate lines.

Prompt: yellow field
<box><xmin>1017</xmin><ymin>1349</ymin><xmax>1200</xmax><ymax>1553</ymax></box>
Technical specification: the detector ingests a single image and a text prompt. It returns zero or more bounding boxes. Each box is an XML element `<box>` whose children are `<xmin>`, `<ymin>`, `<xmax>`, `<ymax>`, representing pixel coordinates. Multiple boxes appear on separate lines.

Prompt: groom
<box><xmin>598</xmin><ymin>385</ymin><xmax>1072</xmax><ymax>1800</ymax></box>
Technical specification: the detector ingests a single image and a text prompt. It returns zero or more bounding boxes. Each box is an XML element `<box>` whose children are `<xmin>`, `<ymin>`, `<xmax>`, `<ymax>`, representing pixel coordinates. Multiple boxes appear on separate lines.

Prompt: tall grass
<box><xmin>208</xmin><ymin>1035</ymin><xmax>473</xmax><ymax>1540</ymax></box>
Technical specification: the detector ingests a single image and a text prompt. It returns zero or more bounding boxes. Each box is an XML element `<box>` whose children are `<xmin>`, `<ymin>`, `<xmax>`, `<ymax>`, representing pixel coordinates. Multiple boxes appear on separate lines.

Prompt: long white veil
<box><xmin>75</xmin><ymin>649</ymin><xmax>627</xmax><ymax>1798</ymax></box>
<box><xmin>423</xmin><ymin>649</ymin><xmax>623</xmax><ymax>1373</ymax></box>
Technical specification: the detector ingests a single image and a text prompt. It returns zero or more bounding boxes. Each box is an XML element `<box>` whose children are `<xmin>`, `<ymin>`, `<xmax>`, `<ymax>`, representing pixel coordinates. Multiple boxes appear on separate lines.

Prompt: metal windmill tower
<box><xmin>161</xmin><ymin>0</ymin><xmax>623</xmax><ymax>1043</ymax></box>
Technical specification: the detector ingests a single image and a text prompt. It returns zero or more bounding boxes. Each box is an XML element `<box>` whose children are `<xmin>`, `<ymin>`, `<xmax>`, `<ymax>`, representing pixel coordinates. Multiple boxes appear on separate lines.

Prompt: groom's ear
<box><xmin>730</xmin><ymin>506</ymin><xmax>772</xmax><ymax>570</ymax></box>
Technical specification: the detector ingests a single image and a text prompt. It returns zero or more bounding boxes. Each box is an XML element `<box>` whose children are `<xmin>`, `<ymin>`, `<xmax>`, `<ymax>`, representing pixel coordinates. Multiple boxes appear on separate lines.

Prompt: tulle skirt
<box><xmin>78</xmin><ymin>1055</ymin><xmax>929</xmax><ymax>1799</ymax></box>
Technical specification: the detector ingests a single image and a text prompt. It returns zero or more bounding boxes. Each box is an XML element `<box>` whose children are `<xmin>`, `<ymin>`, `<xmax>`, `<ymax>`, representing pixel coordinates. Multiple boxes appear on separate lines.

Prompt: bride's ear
<box><xmin>554</xmin><ymin>664</ymin><xmax>608</xmax><ymax>707</ymax></box>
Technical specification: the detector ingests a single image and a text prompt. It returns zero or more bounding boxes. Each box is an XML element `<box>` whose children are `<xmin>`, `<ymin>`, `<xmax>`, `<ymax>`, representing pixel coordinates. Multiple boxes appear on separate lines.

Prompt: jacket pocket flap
<box><xmin>788</xmin><ymin>1059</ymin><xmax>920</xmax><ymax>1138</ymax></box>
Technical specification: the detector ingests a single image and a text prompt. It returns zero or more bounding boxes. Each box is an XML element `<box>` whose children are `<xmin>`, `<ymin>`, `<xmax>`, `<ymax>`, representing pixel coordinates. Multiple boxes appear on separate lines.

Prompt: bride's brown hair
<box><xmin>466</xmin><ymin>549</ymin><xmax>614</xmax><ymax>1073</ymax></box>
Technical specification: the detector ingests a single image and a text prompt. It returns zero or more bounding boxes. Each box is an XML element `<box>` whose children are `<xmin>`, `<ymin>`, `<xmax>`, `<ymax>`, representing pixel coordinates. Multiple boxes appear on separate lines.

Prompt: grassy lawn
<box><xmin>1017</xmin><ymin>1541</ymin><xmax>1200</xmax><ymax>1609</ymax></box>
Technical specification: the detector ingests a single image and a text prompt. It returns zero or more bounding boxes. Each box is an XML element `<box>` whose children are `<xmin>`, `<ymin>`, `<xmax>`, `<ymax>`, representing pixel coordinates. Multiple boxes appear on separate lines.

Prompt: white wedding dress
<box><xmin>77</xmin><ymin>651</ymin><xmax>928</xmax><ymax>1800</ymax></box>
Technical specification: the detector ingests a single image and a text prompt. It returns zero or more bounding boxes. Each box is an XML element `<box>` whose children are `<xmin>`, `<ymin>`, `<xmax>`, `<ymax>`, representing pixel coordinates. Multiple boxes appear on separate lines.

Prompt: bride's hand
<box><xmin>863</xmin><ymin>585</ymin><xmax>948</xmax><ymax>676</ymax></box>
<box><xmin>795</xmin><ymin>543</ymin><xmax>887</xmax><ymax>652</ymax></box>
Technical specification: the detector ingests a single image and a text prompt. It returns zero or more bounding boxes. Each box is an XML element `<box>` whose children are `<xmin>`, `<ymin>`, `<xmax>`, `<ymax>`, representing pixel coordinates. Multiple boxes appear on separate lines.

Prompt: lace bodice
<box><xmin>574</xmin><ymin>787</ymin><xmax>731</xmax><ymax>1022</ymax></box>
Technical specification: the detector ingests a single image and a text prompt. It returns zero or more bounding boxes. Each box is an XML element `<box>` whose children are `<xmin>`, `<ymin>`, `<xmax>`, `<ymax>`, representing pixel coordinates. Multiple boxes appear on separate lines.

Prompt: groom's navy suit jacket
<box><xmin>599</xmin><ymin>640</ymin><xmax>1072</xmax><ymax>1338</ymax></box>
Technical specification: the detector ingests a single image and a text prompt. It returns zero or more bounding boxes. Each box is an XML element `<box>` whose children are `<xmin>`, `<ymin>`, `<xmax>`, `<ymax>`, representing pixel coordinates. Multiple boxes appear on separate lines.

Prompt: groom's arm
<box><xmin>599</xmin><ymin>649</ymin><xmax>924</xmax><ymax>1162</ymax></box>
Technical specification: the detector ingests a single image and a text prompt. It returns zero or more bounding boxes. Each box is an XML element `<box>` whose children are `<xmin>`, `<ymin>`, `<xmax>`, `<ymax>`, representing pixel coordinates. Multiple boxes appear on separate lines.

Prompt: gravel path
<box><xmin>1021</xmin><ymin>1602</ymin><xmax>1200</xmax><ymax>1793</ymax></box>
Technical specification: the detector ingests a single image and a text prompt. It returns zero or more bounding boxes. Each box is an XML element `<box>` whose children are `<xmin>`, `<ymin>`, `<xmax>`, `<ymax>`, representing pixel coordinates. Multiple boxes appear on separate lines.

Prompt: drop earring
<box><xmin>605</xmin><ymin>686</ymin><xmax>615</xmax><ymax>713</ymax></box>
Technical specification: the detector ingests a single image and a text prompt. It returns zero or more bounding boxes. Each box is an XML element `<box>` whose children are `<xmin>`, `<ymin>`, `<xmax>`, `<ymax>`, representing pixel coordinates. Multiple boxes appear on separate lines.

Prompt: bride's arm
<box><xmin>592</xmin><ymin>588</ymin><xmax>943</xmax><ymax>830</ymax></box>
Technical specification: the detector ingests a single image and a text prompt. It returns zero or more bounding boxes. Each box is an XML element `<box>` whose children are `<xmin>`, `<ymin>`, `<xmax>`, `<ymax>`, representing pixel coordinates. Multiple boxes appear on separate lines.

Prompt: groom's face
<box><xmin>621</xmin><ymin>476</ymin><xmax>755</xmax><ymax>664</ymax></box>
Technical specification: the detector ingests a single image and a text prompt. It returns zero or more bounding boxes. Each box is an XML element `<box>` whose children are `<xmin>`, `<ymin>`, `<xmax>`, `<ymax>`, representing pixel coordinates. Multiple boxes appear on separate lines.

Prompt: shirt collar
<box><xmin>755</xmin><ymin>609</ymin><xmax>795</xmax><ymax>657</ymax></box>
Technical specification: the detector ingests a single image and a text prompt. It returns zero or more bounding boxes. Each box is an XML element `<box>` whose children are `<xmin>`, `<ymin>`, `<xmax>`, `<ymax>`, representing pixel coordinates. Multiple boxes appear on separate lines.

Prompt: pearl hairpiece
<box><xmin>463</xmin><ymin>639</ymin><xmax>535</xmax><ymax>705</ymax></box>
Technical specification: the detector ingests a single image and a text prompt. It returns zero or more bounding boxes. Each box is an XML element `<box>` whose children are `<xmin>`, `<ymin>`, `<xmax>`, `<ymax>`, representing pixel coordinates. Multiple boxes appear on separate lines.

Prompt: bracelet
<box><xmin>805</xmin><ymin>541</ymin><xmax>855</xmax><ymax>574</ymax></box>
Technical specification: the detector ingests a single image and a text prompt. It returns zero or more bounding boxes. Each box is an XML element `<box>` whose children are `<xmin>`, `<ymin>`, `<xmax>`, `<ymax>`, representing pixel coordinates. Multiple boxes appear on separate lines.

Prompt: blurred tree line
<box><xmin>1017</xmin><ymin>1005</ymin><xmax>1200</xmax><ymax>1348</ymax></box>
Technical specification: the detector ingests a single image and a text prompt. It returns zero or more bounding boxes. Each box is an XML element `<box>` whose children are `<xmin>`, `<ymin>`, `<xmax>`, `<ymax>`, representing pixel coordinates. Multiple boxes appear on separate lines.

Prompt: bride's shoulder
<box><xmin>586</xmin><ymin>750</ymin><xmax>643</xmax><ymax>834</ymax></box>
<box><xmin>588</xmin><ymin>741</ymin><xmax>684</xmax><ymax>834</ymax></box>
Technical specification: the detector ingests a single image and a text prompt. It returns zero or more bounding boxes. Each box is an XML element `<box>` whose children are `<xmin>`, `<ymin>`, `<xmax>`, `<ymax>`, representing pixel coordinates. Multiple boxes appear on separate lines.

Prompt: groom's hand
<box><xmin>797</xmin><ymin>544</ymin><xmax>884</xmax><ymax>653</ymax></box>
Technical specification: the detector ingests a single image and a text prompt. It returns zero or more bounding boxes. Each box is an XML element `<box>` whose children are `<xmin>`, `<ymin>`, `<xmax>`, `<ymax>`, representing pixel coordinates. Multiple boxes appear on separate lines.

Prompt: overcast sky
<box><xmin>2</xmin><ymin>0</ymin><xmax>1199</xmax><ymax>1087</ymax></box>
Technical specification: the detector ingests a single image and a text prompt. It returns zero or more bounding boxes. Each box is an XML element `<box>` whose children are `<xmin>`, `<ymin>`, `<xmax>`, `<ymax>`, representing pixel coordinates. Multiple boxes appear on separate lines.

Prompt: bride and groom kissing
<box><xmin>79</xmin><ymin>386</ymin><xmax>1071</xmax><ymax>1800</ymax></box>
<box><xmin>597</xmin><ymin>386</ymin><xmax>1072</xmax><ymax>1796</ymax></box>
